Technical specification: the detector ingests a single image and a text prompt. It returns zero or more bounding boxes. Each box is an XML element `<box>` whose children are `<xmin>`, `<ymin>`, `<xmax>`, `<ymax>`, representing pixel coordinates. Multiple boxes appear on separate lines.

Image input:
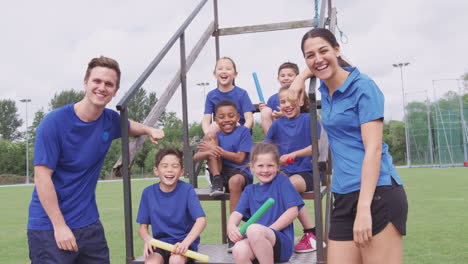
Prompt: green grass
<box><xmin>0</xmin><ymin>168</ymin><xmax>467</xmax><ymax>263</ymax></box>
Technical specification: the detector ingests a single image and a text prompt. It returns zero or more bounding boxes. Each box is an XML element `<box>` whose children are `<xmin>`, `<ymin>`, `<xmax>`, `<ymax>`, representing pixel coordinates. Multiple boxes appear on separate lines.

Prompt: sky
<box><xmin>2</xmin><ymin>0</ymin><xmax>468</xmax><ymax>130</ymax></box>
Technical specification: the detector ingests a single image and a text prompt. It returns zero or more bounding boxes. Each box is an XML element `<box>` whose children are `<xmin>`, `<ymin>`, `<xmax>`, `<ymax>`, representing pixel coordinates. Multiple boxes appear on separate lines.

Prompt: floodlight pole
<box><xmin>393</xmin><ymin>63</ymin><xmax>411</xmax><ymax>167</ymax></box>
<box><xmin>458</xmin><ymin>80</ymin><xmax>468</xmax><ymax>164</ymax></box>
<box><xmin>20</xmin><ymin>99</ymin><xmax>32</xmax><ymax>184</ymax></box>
<box><xmin>197</xmin><ymin>82</ymin><xmax>209</xmax><ymax>104</ymax></box>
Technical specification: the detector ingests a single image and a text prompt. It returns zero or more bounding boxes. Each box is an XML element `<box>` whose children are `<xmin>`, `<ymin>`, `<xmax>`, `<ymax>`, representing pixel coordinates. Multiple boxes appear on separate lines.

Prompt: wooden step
<box><xmin>134</xmin><ymin>244</ymin><xmax>318</xmax><ymax>263</ymax></box>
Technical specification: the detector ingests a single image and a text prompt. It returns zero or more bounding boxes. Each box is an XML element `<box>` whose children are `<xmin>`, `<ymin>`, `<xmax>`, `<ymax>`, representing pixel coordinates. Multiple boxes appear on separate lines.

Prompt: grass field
<box><xmin>1</xmin><ymin>168</ymin><xmax>467</xmax><ymax>263</ymax></box>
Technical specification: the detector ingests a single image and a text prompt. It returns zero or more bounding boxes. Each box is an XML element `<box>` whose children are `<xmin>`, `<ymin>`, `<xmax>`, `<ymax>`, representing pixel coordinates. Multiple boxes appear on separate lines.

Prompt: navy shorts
<box><xmin>153</xmin><ymin>246</ymin><xmax>195</xmax><ymax>264</ymax></box>
<box><xmin>209</xmin><ymin>166</ymin><xmax>252</xmax><ymax>192</ymax></box>
<box><xmin>251</xmin><ymin>230</ymin><xmax>282</xmax><ymax>264</ymax></box>
<box><xmin>285</xmin><ymin>171</ymin><xmax>314</xmax><ymax>192</ymax></box>
<box><xmin>28</xmin><ymin>220</ymin><xmax>109</xmax><ymax>264</ymax></box>
<box><xmin>329</xmin><ymin>179</ymin><xmax>408</xmax><ymax>241</ymax></box>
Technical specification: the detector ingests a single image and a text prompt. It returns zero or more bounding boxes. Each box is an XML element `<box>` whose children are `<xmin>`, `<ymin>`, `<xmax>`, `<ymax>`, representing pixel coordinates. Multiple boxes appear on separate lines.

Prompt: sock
<box><xmin>303</xmin><ymin>228</ymin><xmax>316</xmax><ymax>235</ymax></box>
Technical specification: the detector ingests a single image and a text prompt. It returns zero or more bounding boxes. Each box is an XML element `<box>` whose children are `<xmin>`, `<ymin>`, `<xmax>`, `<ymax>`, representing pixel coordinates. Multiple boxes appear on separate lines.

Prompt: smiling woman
<box><xmin>289</xmin><ymin>28</ymin><xmax>408</xmax><ymax>264</ymax></box>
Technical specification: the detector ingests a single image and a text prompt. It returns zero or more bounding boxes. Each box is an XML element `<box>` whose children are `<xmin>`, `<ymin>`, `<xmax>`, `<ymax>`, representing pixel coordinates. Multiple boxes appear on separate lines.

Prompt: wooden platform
<box><xmin>134</xmin><ymin>244</ymin><xmax>318</xmax><ymax>263</ymax></box>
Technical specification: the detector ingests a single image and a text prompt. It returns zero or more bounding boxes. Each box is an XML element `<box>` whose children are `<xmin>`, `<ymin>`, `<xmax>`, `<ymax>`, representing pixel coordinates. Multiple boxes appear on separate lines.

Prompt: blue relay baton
<box><xmin>252</xmin><ymin>72</ymin><xmax>265</xmax><ymax>103</ymax></box>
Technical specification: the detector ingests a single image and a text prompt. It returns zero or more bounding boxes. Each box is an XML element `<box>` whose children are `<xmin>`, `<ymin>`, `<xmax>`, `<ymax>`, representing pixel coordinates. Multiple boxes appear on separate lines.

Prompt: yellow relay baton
<box><xmin>149</xmin><ymin>239</ymin><xmax>210</xmax><ymax>263</ymax></box>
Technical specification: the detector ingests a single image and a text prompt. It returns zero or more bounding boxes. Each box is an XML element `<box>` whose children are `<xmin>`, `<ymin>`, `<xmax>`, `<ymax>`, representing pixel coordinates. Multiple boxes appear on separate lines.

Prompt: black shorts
<box><xmin>329</xmin><ymin>178</ymin><xmax>408</xmax><ymax>241</ymax></box>
<box><xmin>28</xmin><ymin>220</ymin><xmax>109</xmax><ymax>264</ymax></box>
<box><xmin>153</xmin><ymin>246</ymin><xmax>195</xmax><ymax>264</ymax></box>
<box><xmin>251</xmin><ymin>231</ymin><xmax>282</xmax><ymax>264</ymax></box>
<box><xmin>216</xmin><ymin>166</ymin><xmax>252</xmax><ymax>192</ymax></box>
<box><xmin>285</xmin><ymin>171</ymin><xmax>314</xmax><ymax>192</ymax></box>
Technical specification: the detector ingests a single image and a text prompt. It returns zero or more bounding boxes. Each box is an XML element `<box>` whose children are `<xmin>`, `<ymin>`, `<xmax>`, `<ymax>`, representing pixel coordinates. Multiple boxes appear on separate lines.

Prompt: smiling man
<box><xmin>27</xmin><ymin>56</ymin><xmax>165</xmax><ymax>264</ymax></box>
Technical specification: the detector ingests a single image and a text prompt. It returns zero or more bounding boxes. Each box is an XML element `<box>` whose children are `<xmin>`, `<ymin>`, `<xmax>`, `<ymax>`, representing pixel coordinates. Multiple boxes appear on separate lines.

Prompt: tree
<box><xmin>383</xmin><ymin>120</ymin><xmax>406</xmax><ymax>165</ymax></box>
<box><xmin>127</xmin><ymin>88</ymin><xmax>158</xmax><ymax>122</ymax></box>
<box><xmin>0</xmin><ymin>139</ymin><xmax>25</xmax><ymax>175</ymax></box>
<box><xmin>0</xmin><ymin>99</ymin><xmax>23</xmax><ymax>141</ymax></box>
<box><xmin>49</xmin><ymin>89</ymin><xmax>84</xmax><ymax>110</ymax></box>
<box><xmin>28</xmin><ymin>108</ymin><xmax>46</xmax><ymax>143</ymax></box>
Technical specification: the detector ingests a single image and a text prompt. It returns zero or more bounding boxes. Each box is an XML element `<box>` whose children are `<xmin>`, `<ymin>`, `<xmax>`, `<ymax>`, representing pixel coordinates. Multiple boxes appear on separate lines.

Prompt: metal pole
<box><xmin>425</xmin><ymin>91</ymin><xmax>434</xmax><ymax>165</ymax></box>
<box><xmin>213</xmin><ymin>0</ymin><xmax>220</xmax><ymax>60</ymax></box>
<box><xmin>433</xmin><ymin>81</ymin><xmax>442</xmax><ymax>166</ymax></box>
<box><xmin>180</xmin><ymin>32</ymin><xmax>194</xmax><ymax>185</ymax></box>
<box><xmin>457</xmin><ymin>80</ymin><xmax>468</xmax><ymax>163</ymax></box>
<box><xmin>393</xmin><ymin>63</ymin><xmax>411</xmax><ymax>167</ymax></box>
<box><xmin>20</xmin><ymin>99</ymin><xmax>31</xmax><ymax>184</ymax></box>
<box><xmin>197</xmin><ymin>82</ymin><xmax>209</xmax><ymax>105</ymax></box>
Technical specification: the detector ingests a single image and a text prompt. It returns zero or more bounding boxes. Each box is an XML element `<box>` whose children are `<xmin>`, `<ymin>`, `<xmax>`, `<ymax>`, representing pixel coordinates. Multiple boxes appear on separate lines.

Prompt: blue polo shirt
<box><xmin>319</xmin><ymin>67</ymin><xmax>402</xmax><ymax>194</ymax></box>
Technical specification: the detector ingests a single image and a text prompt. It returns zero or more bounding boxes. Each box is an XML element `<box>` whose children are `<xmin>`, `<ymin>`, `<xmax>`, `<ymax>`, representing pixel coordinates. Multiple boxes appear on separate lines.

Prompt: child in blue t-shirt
<box><xmin>202</xmin><ymin>56</ymin><xmax>255</xmax><ymax>134</ymax></box>
<box><xmin>259</xmin><ymin>62</ymin><xmax>300</xmax><ymax>135</ymax></box>
<box><xmin>137</xmin><ymin>148</ymin><xmax>206</xmax><ymax>264</ymax></box>
<box><xmin>228</xmin><ymin>142</ymin><xmax>304</xmax><ymax>263</ymax></box>
<box><xmin>195</xmin><ymin>100</ymin><xmax>253</xmax><ymax>209</ymax></box>
<box><xmin>265</xmin><ymin>85</ymin><xmax>323</xmax><ymax>253</ymax></box>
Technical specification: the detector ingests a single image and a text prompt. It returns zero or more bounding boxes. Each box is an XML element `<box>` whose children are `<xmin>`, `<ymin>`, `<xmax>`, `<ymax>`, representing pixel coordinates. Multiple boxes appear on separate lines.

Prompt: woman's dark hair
<box><xmin>301</xmin><ymin>28</ymin><xmax>351</xmax><ymax>67</ymax></box>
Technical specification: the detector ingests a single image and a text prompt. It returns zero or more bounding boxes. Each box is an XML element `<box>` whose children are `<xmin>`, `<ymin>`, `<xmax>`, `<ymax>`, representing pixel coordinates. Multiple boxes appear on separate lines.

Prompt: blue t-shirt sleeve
<box><xmin>280</xmin><ymin>175</ymin><xmax>305</xmax><ymax>211</ymax></box>
<box><xmin>234</xmin><ymin>188</ymin><xmax>251</xmax><ymax>218</ymax></box>
<box><xmin>240</xmin><ymin>90</ymin><xmax>255</xmax><ymax>113</ymax></box>
<box><xmin>109</xmin><ymin>109</ymin><xmax>123</xmax><ymax>140</ymax></box>
<box><xmin>204</xmin><ymin>91</ymin><xmax>215</xmax><ymax>114</ymax></box>
<box><xmin>267</xmin><ymin>94</ymin><xmax>275</xmax><ymax>108</ymax></box>
<box><xmin>238</xmin><ymin>128</ymin><xmax>253</xmax><ymax>153</ymax></box>
<box><xmin>264</xmin><ymin>121</ymin><xmax>276</xmax><ymax>143</ymax></box>
<box><xmin>187</xmin><ymin>186</ymin><xmax>206</xmax><ymax>220</ymax></box>
<box><xmin>136</xmin><ymin>188</ymin><xmax>150</xmax><ymax>224</ymax></box>
<box><xmin>34</xmin><ymin>115</ymin><xmax>60</xmax><ymax>170</ymax></box>
<box><xmin>358</xmin><ymin>81</ymin><xmax>384</xmax><ymax>124</ymax></box>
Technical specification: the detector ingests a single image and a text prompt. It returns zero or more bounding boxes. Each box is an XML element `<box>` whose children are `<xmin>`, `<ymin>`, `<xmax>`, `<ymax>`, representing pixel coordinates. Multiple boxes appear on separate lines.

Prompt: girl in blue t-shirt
<box><xmin>228</xmin><ymin>143</ymin><xmax>304</xmax><ymax>263</ymax></box>
<box><xmin>265</xmin><ymin>85</ymin><xmax>321</xmax><ymax>253</ymax></box>
<box><xmin>289</xmin><ymin>28</ymin><xmax>408</xmax><ymax>264</ymax></box>
<box><xmin>202</xmin><ymin>57</ymin><xmax>255</xmax><ymax>134</ymax></box>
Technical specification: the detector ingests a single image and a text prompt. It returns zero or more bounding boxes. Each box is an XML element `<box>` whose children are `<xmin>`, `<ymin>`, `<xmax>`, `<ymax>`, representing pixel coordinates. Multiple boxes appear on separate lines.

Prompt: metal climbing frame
<box><xmin>116</xmin><ymin>1</ymin><xmax>339</xmax><ymax>263</ymax></box>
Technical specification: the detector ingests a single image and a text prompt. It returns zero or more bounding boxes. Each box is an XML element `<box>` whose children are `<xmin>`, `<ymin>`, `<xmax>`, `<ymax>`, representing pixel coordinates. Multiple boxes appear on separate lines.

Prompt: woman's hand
<box><xmin>353</xmin><ymin>206</ymin><xmax>372</xmax><ymax>248</ymax></box>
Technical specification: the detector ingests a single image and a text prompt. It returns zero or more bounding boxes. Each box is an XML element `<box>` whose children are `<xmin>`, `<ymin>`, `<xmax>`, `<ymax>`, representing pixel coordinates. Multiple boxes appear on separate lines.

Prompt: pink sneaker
<box><xmin>294</xmin><ymin>232</ymin><xmax>321</xmax><ymax>253</ymax></box>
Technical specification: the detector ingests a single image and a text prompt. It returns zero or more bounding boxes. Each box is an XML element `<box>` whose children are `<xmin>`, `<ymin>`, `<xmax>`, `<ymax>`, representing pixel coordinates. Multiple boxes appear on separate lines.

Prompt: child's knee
<box><xmin>203</xmin><ymin>132</ymin><xmax>217</xmax><ymax>142</ymax></box>
<box><xmin>168</xmin><ymin>254</ymin><xmax>186</xmax><ymax>264</ymax></box>
<box><xmin>260</xmin><ymin>107</ymin><xmax>272</xmax><ymax>118</ymax></box>
<box><xmin>228</xmin><ymin>174</ymin><xmax>246</xmax><ymax>191</ymax></box>
<box><xmin>232</xmin><ymin>240</ymin><xmax>251</xmax><ymax>259</ymax></box>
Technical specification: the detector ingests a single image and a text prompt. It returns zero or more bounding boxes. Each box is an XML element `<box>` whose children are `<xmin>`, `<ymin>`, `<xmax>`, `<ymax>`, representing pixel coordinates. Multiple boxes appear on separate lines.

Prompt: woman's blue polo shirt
<box><xmin>319</xmin><ymin>67</ymin><xmax>402</xmax><ymax>194</ymax></box>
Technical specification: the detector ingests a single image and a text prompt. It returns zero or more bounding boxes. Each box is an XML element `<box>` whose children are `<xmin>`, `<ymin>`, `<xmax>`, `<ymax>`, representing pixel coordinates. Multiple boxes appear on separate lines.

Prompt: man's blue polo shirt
<box><xmin>319</xmin><ymin>67</ymin><xmax>402</xmax><ymax>194</ymax></box>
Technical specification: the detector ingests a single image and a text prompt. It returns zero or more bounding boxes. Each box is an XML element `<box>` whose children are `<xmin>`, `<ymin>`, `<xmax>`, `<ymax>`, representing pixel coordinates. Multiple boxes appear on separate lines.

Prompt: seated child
<box><xmin>228</xmin><ymin>142</ymin><xmax>304</xmax><ymax>263</ymax></box>
<box><xmin>195</xmin><ymin>99</ymin><xmax>253</xmax><ymax>210</ymax></box>
<box><xmin>137</xmin><ymin>148</ymin><xmax>206</xmax><ymax>264</ymax></box>
<box><xmin>265</xmin><ymin>85</ymin><xmax>323</xmax><ymax>252</ymax></box>
<box><xmin>259</xmin><ymin>62</ymin><xmax>300</xmax><ymax>135</ymax></box>
<box><xmin>202</xmin><ymin>57</ymin><xmax>255</xmax><ymax>134</ymax></box>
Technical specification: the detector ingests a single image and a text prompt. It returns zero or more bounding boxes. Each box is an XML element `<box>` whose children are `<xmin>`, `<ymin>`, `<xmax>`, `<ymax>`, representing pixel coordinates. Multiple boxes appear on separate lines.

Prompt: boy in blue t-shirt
<box><xmin>137</xmin><ymin>148</ymin><xmax>206</xmax><ymax>264</ymax></box>
<box><xmin>259</xmin><ymin>62</ymin><xmax>300</xmax><ymax>135</ymax></box>
<box><xmin>195</xmin><ymin>100</ymin><xmax>253</xmax><ymax>208</ymax></box>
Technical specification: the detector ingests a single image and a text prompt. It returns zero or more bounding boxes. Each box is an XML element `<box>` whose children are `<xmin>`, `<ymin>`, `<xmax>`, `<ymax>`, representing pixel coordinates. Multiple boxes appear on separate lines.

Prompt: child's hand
<box><xmin>228</xmin><ymin>224</ymin><xmax>243</xmax><ymax>243</ymax></box>
<box><xmin>271</xmin><ymin>109</ymin><xmax>283</xmax><ymax>119</ymax></box>
<box><xmin>280</xmin><ymin>153</ymin><xmax>297</xmax><ymax>166</ymax></box>
<box><xmin>258</xmin><ymin>103</ymin><xmax>271</xmax><ymax>112</ymax></box>
<box><xmin>143</xmin><ymin>241</ymin><xmax>154</xmax><ymax>259</ymax></box>
<box><xmin>172</xmin><ymin>241</ymin><xmax>190</xmax><ymax>255</ymax></box>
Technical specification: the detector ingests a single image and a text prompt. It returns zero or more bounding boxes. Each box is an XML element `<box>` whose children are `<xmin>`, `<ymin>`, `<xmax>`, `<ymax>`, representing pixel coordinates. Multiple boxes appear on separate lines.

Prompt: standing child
<box><xmin>228</xmin><ymin>142</ymin><xmax>304</xmax><ymax>263</ymax></box>
<box><xmin>265</xmin><ymin>85</ymin><xmax>322</xmax><ymax>253</ymax></box>
<box><xmin>259</xmin><ymin>62</ymin><xmax>300</xmax><ymax>135</ymax></box>
<box><xmin>195</xmin><ymin>100</ymin><xmax>253</xmax><ymax>207</ymax></box>
<box><xmin>202</xmin><ymin>57</ymin><xmax>255</xmax><ymax>134</ymax></box>
<box><xmin>137</xmin><ymin>148</ymin><xmax>206</xmax><ymax>264</ymax></box>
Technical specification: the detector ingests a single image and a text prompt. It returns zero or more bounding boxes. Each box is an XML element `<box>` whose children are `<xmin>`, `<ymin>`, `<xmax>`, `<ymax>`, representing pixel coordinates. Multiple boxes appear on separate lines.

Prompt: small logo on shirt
<box><xmin>102</xmin><ymin>131</ymin><xmax>110</xmax><ymax>141</ymax></box>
